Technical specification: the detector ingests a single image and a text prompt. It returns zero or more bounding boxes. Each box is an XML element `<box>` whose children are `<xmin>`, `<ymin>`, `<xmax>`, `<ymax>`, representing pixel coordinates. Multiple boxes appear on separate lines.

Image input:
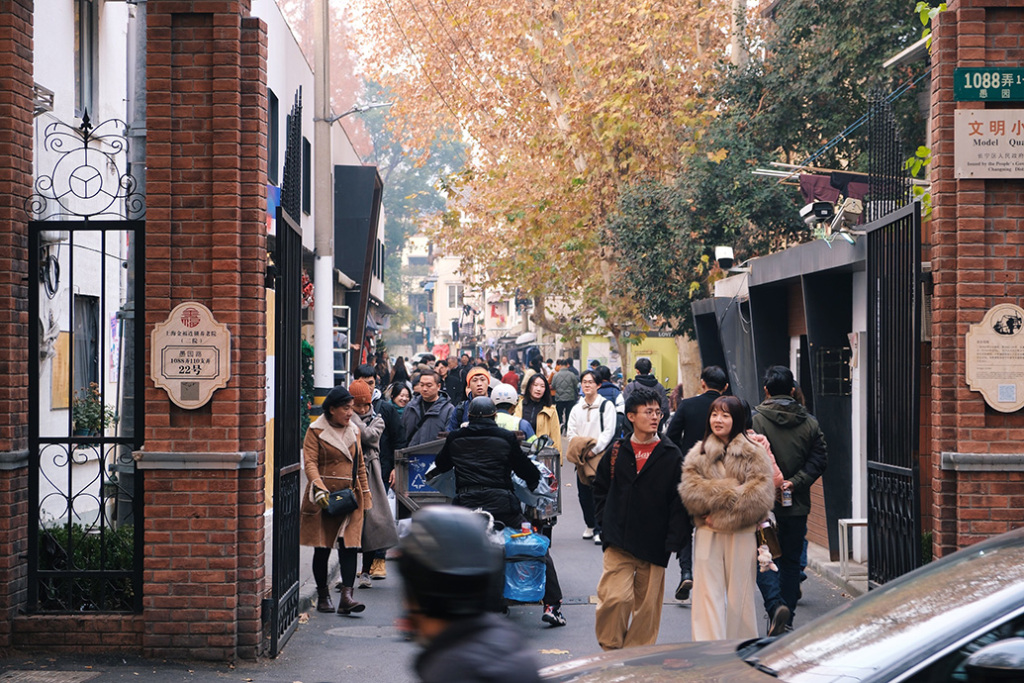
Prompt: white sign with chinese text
<box><xmin>955</xmin><ymin>109</ymin><xmax>1024</xmax><ymax>178</ymax></box>
<box><xmin>151</xmin><ymin>302</ymin><xmax>232</xmax><ymax>409</ymax></box>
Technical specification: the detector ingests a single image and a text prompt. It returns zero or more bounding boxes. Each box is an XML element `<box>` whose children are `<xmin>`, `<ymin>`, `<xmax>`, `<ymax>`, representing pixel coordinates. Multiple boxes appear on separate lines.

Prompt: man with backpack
<box><xmin>565</xmin><ymin>369</ymin><xmax>619</xmax><ymax>545</ymax></box>
<box><xmin>591</xmin><ymin>387</ymin><xmax>689</xmax><ymax>650</ymax></box>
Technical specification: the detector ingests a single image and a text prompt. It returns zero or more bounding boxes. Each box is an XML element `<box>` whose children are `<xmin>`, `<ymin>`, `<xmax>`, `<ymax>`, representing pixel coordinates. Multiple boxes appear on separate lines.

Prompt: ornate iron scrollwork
<box><xmin>26</xmin><ymin>112</ymin><xmax>144</xmax><ymax>220</ymax></box>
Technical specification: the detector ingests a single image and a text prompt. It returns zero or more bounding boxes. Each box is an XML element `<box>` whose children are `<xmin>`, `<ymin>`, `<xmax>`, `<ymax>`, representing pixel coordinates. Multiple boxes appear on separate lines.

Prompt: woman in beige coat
<box><xmin>300</xmin><ymin>385</ymin><xmax>372</xmax><ymax>615</ymax></box>
<box><xmin>678</xmin><ymin>395</ymin><xmax>775</xmax><ymax>641</ymax></box>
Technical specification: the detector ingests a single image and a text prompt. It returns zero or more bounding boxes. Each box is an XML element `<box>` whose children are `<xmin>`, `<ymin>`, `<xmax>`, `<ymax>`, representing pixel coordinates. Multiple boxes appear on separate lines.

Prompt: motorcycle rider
<box><xmin>432</xmin><ymin>396</ymin><xmax>567</xmax><ymax>627</ymax></box>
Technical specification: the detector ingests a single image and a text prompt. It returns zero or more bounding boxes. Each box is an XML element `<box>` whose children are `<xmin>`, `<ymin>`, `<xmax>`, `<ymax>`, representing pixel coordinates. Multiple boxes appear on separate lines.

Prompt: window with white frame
<box><xmin>447</xmin><ymin>284</ymin><xmax>464</xmax><ymax>309</ymax></box>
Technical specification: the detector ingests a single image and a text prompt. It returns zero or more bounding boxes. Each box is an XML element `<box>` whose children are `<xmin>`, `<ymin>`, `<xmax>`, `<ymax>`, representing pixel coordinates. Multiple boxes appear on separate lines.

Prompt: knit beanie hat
<box><xmin>465</xmin><ymin>366</ymin><xmax>491</xmax><ymax>387</ymax></box>
<box><xmin>348</xmin><ymin>380</ymin><xmax>373</xmax><ymax>405</ymax></box>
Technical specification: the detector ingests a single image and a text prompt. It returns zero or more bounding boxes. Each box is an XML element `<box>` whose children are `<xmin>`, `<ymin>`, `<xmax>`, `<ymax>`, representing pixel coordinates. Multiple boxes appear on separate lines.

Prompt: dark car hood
<box><xmin>541</xmin><ymin>640</ymin><xmax>767</xmax><ymax>682</ymax></box>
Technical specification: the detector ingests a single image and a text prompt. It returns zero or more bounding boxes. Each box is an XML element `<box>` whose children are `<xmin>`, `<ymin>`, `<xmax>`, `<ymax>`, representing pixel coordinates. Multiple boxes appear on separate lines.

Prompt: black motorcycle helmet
<box><xmin>398</xmin><ymin>506</ymin><xmax>502</xmax><ymax>619</ymax></box>
<box><xmin>467</xmin><ymin>395</ymin><xmax>497</xmax><ymax>420</ymax></box>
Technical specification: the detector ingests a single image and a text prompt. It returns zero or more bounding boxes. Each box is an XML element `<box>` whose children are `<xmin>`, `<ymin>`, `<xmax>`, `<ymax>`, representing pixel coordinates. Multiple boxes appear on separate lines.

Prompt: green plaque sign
<box><xmin>955</xmin><ymin>68</ymin><xmax>1024</xmax><ymax>102</ymax></box>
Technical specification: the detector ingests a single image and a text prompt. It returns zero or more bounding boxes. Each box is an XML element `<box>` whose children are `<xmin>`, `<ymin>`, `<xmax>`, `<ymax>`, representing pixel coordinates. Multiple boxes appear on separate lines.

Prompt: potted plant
<box><xmin>72</xmin><ymin>383</ymin><xmax>119</xmax><ymax>436</ymax></box>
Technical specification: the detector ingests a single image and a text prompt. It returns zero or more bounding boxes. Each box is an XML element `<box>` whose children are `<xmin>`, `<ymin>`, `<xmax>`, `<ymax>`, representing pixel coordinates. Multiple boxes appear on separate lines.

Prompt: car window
<box><xmin>899</xmin><ymin>611</ymin><xmax>1024</xmax><ymax>683</ymax></box>
<box><xmin>752</xmin><ymin>532</ymin><xmax>1024</xmax><ymax>682</ymax></box>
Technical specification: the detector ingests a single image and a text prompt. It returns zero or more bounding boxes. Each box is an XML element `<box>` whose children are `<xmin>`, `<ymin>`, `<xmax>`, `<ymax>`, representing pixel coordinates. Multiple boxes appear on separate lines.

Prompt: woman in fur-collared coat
<box><xmin>679</xmin><ymin>395</ymin><xmax>775</xmax><ymax>641</ymax></box>
<box><xmin>300</xmin><ymin>385</ymin><xmax>372</xmax><ymax>616</ymax></box>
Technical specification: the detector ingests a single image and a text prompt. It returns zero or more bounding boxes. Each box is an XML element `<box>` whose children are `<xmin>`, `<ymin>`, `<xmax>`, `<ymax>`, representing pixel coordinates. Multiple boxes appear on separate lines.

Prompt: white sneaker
<box><xmin>582</xmin><ymin>527</ymin><xmax>595</xmax><ymax>540</ymax></box>
<box><xmin>593</xmin><ymin>533</ymin><xmax>602</xmax><ymax>545</ymax></box>
<box><xmin>357</xmin><ymin>573</ymin><xmax>372</xmax><ymax>589</ymax></box>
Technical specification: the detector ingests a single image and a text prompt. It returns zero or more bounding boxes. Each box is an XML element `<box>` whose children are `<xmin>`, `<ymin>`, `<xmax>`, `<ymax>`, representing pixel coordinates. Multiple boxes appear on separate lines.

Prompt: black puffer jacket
<box><xmin>415</xmin><ymin>613</ymin><xmax>541</xmax><ymax>683</ymax></box>
<box><xmin>433</xmin><ymin>420</ymin><xmax>540</xmax><ymax>527</ymax></box>
<box><xmin>593</xmin><ymin>438</ymin><xmax>690</xmax><ymax>567</ymax></box>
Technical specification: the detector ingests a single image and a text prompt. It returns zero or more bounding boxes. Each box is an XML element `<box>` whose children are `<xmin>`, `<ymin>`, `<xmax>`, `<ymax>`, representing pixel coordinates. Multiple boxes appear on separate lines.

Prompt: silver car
<box><xmin>543</xmin><ymin>527</ymin><xmax>1024</xmax><ymax>682</ymax></box>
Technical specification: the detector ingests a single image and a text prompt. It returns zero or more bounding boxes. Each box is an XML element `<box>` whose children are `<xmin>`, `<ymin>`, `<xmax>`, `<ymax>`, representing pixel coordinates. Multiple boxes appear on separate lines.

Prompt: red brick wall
<box><xmin>143</xmin><ymin>1</ymin><xmax>267</xmax><ymax>661</ymax></box>
<box><xmin>0</xmin><ymin>0</ymin><xmax>33</xmax><ymax>650</ymax></box>
<box><xmin>930</xmin><ymin>1</ymin><xmax>1024</xmax><ymax>558</ymax></box>
<box><xmin>12</xmin><ymin>614</ymin><xmax>144</xmax><ymax>652</ymax></box>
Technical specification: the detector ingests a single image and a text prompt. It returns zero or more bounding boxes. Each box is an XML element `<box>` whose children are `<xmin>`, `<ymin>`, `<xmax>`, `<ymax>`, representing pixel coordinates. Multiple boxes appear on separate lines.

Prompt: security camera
<box><xmin>714</xmin><ymin>246</ymin><xmax>735</xmax><ymax>271</ymax></box>
<box><xmin>800</xmin><ymin>201</ymin><xmax>835</xmax><ymax>227</ymax></box>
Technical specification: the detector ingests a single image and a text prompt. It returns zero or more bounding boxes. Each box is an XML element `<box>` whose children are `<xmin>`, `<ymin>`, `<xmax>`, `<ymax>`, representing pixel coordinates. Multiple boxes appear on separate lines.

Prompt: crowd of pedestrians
<box><xmin>298</xmin><ymin>349</ymin><xmax>828</xmax><ymax>681</ymax></box>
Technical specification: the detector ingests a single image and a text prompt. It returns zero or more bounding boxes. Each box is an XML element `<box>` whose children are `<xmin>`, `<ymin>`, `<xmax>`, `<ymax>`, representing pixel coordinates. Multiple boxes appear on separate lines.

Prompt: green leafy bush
<box><xmin>37</xmin><ymin>521</ymin><xmax>136</xmax><ymax>611</ymax></box>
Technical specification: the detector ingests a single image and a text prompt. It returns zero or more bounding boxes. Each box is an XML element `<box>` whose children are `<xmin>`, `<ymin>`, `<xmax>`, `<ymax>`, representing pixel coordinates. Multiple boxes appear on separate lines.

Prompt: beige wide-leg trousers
<box><xmin>594</xmin><ymin>545</ymin><xmax>666</xmax><ymax>650</ymax></box>
<box><xmin>691</xmin><ymin>525</ymin><xmax>759</xmax><ymax>641</ymax></box>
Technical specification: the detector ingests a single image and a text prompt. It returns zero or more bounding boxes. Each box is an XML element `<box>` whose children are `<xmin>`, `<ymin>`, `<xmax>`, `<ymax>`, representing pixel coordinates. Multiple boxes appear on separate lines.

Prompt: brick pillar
<box><xmin>930</xmin><ymin>1</ymin><xmax>1024</xmax><ymax>558</ymax></box>
<box><xmin>0</xmin><ymin>0</ymin><xmax>33</xmax><ymax>649</ymax></box>
<box><xmin>142</xmin><ymin>1</ymin><xmax>267</xmax><ymax>661</ymax></box>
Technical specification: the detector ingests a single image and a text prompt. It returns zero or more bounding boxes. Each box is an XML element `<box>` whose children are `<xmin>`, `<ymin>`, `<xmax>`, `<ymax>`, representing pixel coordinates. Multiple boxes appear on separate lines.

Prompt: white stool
<box><xmin>838</xmin><ymin>518</ymin><xmax>868</xmax><ymax>580</ymax></box>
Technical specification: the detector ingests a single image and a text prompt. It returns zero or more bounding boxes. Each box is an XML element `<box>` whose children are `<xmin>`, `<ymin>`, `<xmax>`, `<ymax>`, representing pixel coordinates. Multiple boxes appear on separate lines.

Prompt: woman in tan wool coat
<box><xmin>678</xmin><ymin>395</ymin><xmax>775</xmax><ymax>641</ymax></box>
<box><xmin>300</xmin><ymin>385</ymin><xmax>372</xmax><ymax>615</ymax></box>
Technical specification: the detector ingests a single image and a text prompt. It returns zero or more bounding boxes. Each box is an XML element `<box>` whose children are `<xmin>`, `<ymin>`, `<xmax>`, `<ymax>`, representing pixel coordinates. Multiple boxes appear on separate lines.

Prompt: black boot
<box><xmin>316</xmin><ymin>586</ymin><xmax>334</xmax><ymax>613</ymax></box>
<box><xmin>337</xmin><ymin>586</ymin><xmax>365</xmax><ymax>615</ymax></box>
<box><xmin>674</xmin><ymin>571</ymin><xmax>693</xmax><ymax>601</ymax></box>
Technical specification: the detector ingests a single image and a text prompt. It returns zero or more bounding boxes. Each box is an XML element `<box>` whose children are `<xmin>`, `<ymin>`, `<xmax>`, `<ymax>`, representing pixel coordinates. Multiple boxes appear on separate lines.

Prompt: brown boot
<box><xmin>316</xmin><ymin>587</ymin><xmax>334</xmax><ymax>613</ymax></box>
<box><xmin>336</xmin><ymin>586</ymin><xmax>365</xmax><ymax>615</ymax></box>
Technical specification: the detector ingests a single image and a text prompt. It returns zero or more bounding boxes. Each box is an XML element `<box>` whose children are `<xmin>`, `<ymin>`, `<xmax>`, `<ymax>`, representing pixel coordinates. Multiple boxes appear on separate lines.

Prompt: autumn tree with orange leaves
<box><xmin>356</xmin><ymin>0</ymin><xmax>745</xmax><ymax>355</ymax></box>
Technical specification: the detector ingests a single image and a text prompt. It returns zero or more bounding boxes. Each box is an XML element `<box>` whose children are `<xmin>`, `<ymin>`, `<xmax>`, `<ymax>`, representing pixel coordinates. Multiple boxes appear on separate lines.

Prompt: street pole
<box><xmin>313</xmin><ymin>0</ymin><xmax>335</xmax><ymax>409</ymax></box>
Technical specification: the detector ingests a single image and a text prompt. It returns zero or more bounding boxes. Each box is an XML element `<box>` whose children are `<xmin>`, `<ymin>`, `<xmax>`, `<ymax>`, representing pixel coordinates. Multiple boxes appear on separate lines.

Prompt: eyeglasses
<box><xmin>636</xmin><ymin>409</ymin><xmax>663</xmax><ymax>418</ymax></box>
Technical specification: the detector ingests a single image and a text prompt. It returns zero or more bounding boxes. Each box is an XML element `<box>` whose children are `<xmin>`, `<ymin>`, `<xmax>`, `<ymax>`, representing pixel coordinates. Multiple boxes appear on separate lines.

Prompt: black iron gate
<box><xmin>865</xmin><ymin>201</ymin><xmax>922</xmax><ymax>586</ymax></box>
<box><xmin>266</xmin><ymin>90</ymin><xmax>303</xmax><ymax>657</ymax></box>
<box><xmin>25</xmin><ymin>115</ymin><xmax>145</xmax><ymax>612</ymax></box>
<box><xmin>268</xmin><ymin>207</ymin><xmax>302</xmax><ymax>656</ymax></box>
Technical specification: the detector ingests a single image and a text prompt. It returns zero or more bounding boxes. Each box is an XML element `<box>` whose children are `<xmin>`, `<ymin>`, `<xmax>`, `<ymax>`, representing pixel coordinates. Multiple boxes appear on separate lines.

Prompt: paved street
<box><xmin>0</xmin><ymin>478</ymin><xmax>853</xmax><ymax>683</ymax></box>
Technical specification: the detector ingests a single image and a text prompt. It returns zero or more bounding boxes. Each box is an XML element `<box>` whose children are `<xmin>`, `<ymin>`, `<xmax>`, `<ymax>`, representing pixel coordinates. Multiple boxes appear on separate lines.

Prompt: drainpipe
<box><xmin>312</xmin><ymin>0</ymin><xmax>335</xmax><ymax>410</ymax></box>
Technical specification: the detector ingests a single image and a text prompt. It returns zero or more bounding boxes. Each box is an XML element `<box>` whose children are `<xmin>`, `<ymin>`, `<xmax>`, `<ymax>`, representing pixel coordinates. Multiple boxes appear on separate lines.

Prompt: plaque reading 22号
<box><xmin>966</xmin><ymin>303</ymin><xmax>1024</xmax><ymax>413</ymax></box>
<box><xmin>151</xmin><ymin>302</ymin><xmax>232</xmax><ymax>409</ymax></box>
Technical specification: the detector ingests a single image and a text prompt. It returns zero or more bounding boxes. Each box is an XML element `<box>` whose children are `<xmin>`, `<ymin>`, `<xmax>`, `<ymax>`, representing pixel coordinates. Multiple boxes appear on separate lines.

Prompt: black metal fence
<box><xmin>27</xmin><ymin>219</ymin><xmax>145</xmax><ymax>612</ymax></box>
<box><xmin>25</xmin><ymin>115</ymin><xmax>145</xmax><ymax>613</ymax></box>
<box><xmin>865</xmin><ymin>201</ymin><xmax>922</xmax><ymax>586</ymax></box>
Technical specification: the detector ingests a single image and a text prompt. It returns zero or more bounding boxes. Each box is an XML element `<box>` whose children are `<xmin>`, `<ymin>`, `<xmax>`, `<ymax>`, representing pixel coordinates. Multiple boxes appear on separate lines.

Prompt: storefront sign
<box><xmin>954</xmin><ymin>68</ymin><xmax>1024</xmax><ymax>102</ymax></box>
<box><xmin>966</xmin><ymin>303</ymin><xmax>1024</xmax><ymax>413</ymax></box>
<box><xmin>954</xmin><ymin>109</ymin><xmax>1024</xmax><ymax>179</ymax></box>
<box><xmin>151</xmin><ymin>302</ymin><xmax>231</xmax><ymax>409</ymax></box>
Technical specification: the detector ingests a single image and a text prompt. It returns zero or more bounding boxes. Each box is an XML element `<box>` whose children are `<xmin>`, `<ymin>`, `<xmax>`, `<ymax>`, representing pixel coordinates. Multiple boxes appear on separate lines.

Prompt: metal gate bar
<box><xmin>865</xmin><ymin>201</ymin><xmax>922</xmax><ymax>586</ymax></box>
<box><xmin>27</xmin><ymin>219</ymin><xmax>145</xmax><ymax>612</ymax></box>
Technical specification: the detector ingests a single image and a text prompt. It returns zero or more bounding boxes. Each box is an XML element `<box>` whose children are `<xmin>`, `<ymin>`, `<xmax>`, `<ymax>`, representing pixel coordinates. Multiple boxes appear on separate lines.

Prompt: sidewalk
<box><xmin>806</xmin><ymin>541</ymin><xmax>867</xmax><ymax>598</ymax></box>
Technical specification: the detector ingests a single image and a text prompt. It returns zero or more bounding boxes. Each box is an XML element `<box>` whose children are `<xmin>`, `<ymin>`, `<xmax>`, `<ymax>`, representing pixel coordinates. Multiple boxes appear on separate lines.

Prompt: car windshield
<box><xmin>750</xmin><ymin>529</ymin><xmax>1024</xmax><ymax>682</ymax></box>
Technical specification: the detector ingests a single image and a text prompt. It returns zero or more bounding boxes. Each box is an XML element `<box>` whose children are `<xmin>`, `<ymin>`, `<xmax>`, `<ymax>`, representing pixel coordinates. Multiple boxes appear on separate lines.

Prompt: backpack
<box><xmin>597</xmin><ymin>397</ymin><xmax>630</xmax><ymax>441</ymax></box>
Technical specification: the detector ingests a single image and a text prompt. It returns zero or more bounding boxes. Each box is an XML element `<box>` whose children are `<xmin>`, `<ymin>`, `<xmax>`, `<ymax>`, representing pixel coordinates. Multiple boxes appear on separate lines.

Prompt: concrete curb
<box><xmin>806</xmin><ymin>542</ymin><xmax>867</xmax><ymax>598</ymax></box>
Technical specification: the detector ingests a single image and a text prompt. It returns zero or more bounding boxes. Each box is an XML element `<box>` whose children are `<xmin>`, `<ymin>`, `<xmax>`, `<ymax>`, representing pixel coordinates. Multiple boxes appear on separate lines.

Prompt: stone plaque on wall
<box><xmin>151</xmin><ymin>302</ymin><xmax>232</xmax><ymax>409</ymax></box>
<box><xmin>966</xmin><ymin>303</ymin><xmax>1024</xmax><ymax>413</ymax></box>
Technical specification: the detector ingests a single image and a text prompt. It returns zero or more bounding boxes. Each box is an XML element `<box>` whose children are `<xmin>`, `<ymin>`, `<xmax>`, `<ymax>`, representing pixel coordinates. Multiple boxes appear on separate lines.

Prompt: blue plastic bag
<box><xmin>504</xmin><ymin>558</ymin><xmax>546</xmax><ymax>602</ymax></box>
<box><xmin>502</xmin><ymin>528</ymin><xmax>550</xmax><ymax>602</ymax></box>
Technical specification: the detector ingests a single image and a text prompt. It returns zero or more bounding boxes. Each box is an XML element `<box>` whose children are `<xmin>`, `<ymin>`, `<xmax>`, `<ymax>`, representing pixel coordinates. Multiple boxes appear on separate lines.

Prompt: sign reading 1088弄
<box><xmin>954</xmin><ymin>68</ymin><xmax>1024</xmax><ymax>102</ymax></box>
